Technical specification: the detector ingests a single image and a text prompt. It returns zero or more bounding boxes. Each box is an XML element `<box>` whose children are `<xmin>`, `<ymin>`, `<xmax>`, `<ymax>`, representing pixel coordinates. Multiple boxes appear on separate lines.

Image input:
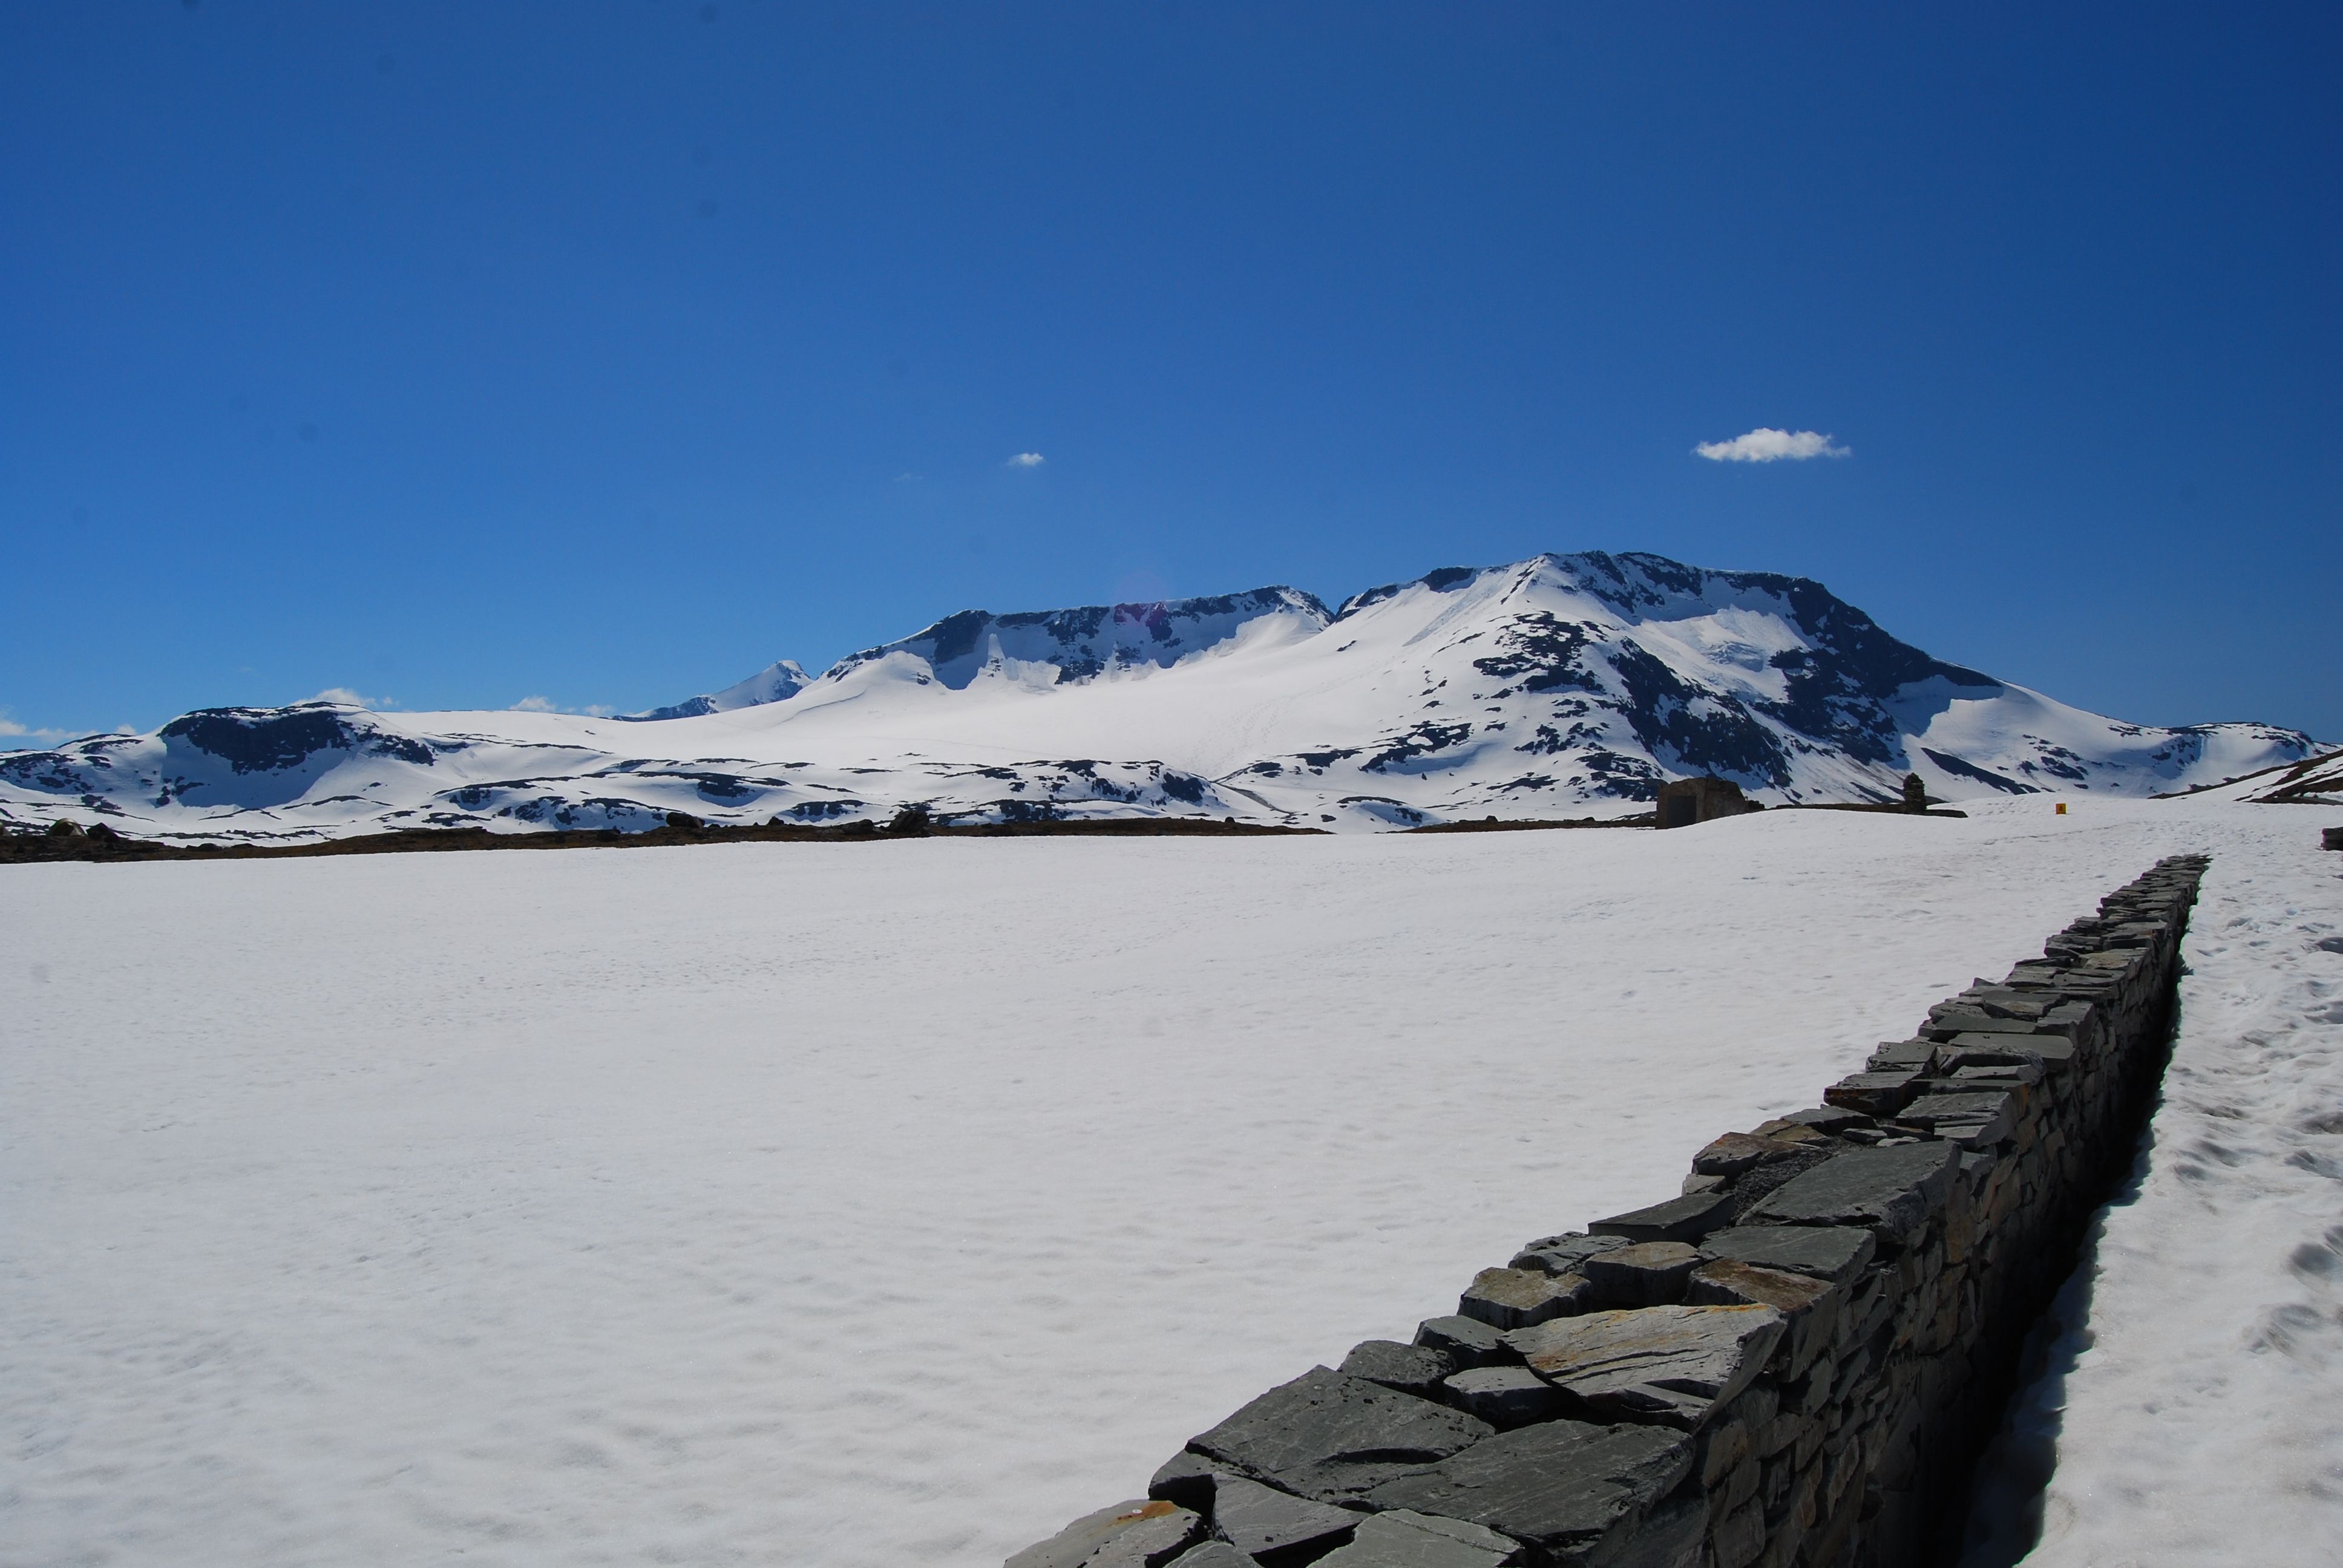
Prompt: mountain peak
<box><xmin>0</xmin><ymin>553</ymin><xmax>2316</xmax><ymax>841</ymax></box>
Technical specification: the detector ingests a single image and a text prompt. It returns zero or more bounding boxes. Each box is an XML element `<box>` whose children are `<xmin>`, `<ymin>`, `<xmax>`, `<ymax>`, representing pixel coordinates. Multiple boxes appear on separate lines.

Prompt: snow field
<box><xmin>0</xmin><ymin>801</ymin><xmax>2332</xmax><ymax>1566</ymax></box>
<box><xmin>2014</xmin><ymin>822</ymin><xmax>2343</xmax><ymax>1565</ymax></box>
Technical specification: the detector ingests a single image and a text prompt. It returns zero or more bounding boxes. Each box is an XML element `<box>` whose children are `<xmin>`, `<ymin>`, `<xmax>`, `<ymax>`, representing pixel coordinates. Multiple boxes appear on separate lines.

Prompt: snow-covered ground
<box><xmin>1991</xmin><ymin>812</ymin><xmax>2343</xmax><ymax>1565</ymax></box>
<box><xmin>1</xmin><ymin>798</ymin><xmax>2335</xmax><ymax>1566</ymax></box>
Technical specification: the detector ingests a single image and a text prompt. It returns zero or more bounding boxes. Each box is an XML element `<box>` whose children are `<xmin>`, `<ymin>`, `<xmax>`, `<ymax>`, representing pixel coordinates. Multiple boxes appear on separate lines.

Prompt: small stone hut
<box><xmin>1654</xmin><ymin>776</ymin><xmax>1756</xmax><ymax>829</ymax></box>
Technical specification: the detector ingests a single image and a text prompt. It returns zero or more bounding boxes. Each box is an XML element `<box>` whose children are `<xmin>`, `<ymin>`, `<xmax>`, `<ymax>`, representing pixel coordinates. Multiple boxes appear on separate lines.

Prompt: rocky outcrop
<box><xmin>1005</xmin><ymin>854</ymin><xmax>2209</xmax><ymax>1567</ymax></box>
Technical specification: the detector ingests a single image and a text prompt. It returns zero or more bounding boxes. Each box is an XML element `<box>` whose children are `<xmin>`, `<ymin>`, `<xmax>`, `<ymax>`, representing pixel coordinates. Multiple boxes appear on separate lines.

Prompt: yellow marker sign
<box><xmin>2056</xmin><ymin>803</ymin><xmax>2068</xmax><ymax>815</ymax></box>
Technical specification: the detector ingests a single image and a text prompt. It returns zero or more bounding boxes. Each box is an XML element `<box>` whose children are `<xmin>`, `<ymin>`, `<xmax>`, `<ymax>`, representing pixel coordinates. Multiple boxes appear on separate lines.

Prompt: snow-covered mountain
<box><xmin>1</xmin><ymin>553</ymin><xmax>2317</xmax><ymax>841</ymax></box>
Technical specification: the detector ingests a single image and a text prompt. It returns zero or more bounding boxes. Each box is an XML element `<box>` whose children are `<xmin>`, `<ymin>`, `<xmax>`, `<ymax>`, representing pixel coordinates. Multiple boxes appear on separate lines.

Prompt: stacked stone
<box><xmin>1005</xmin><ymin>855</ymin><xmax>2209</xmax><ymax>1568</ymax></box>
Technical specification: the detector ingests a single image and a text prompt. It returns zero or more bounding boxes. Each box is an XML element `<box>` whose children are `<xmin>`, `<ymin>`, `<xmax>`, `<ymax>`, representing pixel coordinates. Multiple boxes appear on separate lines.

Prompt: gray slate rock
<box><xmin>1444</xmin><ymin>1365</ymin><xmax>1569</xmax><ymax>1429</ymax></box>
<box><xmin>1823</xmin><ymin>1071</ymin><xmax>1924</xmax><ymax>1116</ymax></box>
<box><xmin>1689</xmin><ymin>1132</ymin><xmax>1806</xmax><ymax>1177</ymax></box>
<box><xmin>1776</xmin><ymin>1105</ymin><xmax>1872</xmax><ymax>1134</ymax></box>
<box><xmin>1342</xmin><ymin>1340</ymin><xmax>1460</xmax><ymax>1400</ymax></box>
<box><xmin>1188</xmin><ymin>1367</ymin><xmax>1493</xmax><ymax>1503</ymax></box>
<box><xmin>1865</xmin><ymin>1039</ymin><xmax>1940</xmax><ymax>1072</ymax></box>
<box><xmin>1164</xmin><ymin>1544</ymin><xmax>1253</xmax><ymax>1568</ymax></box>
<box><xmin>1207</xmin><ymin>1475</ymin><xmax>1358</xmax><ymax>1560</ymax></box>
<box><xmin>1696</xmin><ymin>1224</ymin><xmax>1875</xmax><ymax>1284</ymax></box>
<box><xmin>1147</xmin><ymin>1451</ymin><xmax>1225</xmax><ymax>1513</ymax></box>
<box><xmin>1362</xmin><ymin>1419</ymin><xmax>1693</xmax><ymax>1561</ymax></box>
<box><xmin>1510</xmin><ymin>1232</ymin><xmax>1633</xmax><ymax>1276</ymax></box>
<box><xmin>1415</xmin><ymin>1315</ymin><xmax>1515</xmax><ymax>1369</ymax></box>
<box><xmin>1582</xmin><ymin>1242</ymin><xmax>1700</xmax><ymax>1306</ymax></box>
<box><xmin>1460</xmin><ymin>1267</ymin><xmax>1593</xmax><ymax>1329</ymax></box>
<box><xmin>1741</xmin><ymin>1140</ymin><xmax>1961</xmax><ymax>1244</ymax></box>
<box><xmin>1924</xmin><ymin>1009</ymin><xmax>2036</xmax><ymax>1038</ymax></box>
<box><xmin>1686</xmin><ymin>1261</ymin><xmax>1841</xmax><ymax>1378</ymax></box>
<box><xmin>1502</xmin><ymin>1305</ymin><xmax>1786</xmax><ymax>1429</ymax></box>
<box><xmin>1588</xmin><ymin>1191</ymin><xmax>1734</xmax><ymax>1244</ymax></box>
<box><xmin>1312</xmin><ymin>1509</ymin><xmax>1522</xmax><ymax>1567</ymax></box>
<box><xmin>1950</xmin><ymin>1032</ymin><xmax>2074</xmax><ymax>1071</ymax></box>
<box><xmin>1898</xmin><ymin>1091</ymin><xmax>2017</xmax><ymax>1145</ymax></box>
<box><xmin>1006</xmin><ymin>1500</ymin><xmax>1207</xmax><ymax>1568</ymax></box>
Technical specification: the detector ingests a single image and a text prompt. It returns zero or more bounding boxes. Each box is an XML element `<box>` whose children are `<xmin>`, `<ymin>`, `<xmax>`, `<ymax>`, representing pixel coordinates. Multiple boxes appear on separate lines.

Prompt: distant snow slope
<box><xmin>2</xmin><ymin>800</ymin><xmax>2332</xmax><ymax>1568</ymax></box>
<box><xmin>0</xmin><ymin>554</ymin><xmax>2315</xmax><ymax>842</ymax></box>
<box><xmin>2172</xmin><ymin>746</ymin><xmax>2343</xmax><ymax>806</ymax></box>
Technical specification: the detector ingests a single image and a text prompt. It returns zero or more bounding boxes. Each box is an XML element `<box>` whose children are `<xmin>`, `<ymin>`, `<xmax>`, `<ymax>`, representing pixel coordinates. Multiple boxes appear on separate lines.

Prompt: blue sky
<box><xmin>3</xmin><ymin>2</ymin><xmax>2336</xmax><ymax>744</ymax></box>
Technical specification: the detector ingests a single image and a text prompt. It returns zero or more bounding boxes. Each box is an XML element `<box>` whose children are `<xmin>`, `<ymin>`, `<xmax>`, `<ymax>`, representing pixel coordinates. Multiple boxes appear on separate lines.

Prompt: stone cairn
<box><xmin>1008</xmin><ymin>854</ymin><xmax>2210</xmax><ymax>1568</ymax></box>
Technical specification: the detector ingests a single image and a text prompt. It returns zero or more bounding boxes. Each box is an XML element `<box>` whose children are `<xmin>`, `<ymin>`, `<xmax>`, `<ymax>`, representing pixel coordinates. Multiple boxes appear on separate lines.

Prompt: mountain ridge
<box><xmin>1</xmin><ymin>552</ymin><xmax>2316</xmax><ymax>841</ymax></box>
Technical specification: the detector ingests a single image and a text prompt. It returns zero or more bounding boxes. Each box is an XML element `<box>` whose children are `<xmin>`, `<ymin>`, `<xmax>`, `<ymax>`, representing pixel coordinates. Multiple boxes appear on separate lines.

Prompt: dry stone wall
<box><xmin>1006</xmin><ymin>855</ymin><xmax>2209</xmax><ymax>1568</ymax></box>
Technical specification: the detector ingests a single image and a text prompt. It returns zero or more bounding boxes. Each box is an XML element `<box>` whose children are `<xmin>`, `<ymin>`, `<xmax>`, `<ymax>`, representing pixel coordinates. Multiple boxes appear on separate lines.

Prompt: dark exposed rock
<box><xmin>1162</xmin><ymin>1544</ymin><xmax>1253</xmax><ymax>1568</ymax></box>
<box><xmin>1694</xmin><ymin>1225</ymin><xmax>1875</xmax><ymax>1284</ymax></box>
<box><xmin>1005</xmin><ymin>1500</ymin><xmax>1207</xmax><ymax>1568</ymax></box>
<box><xmin>1444</xmin><ymin>1365</ymin><xmax>1571</xmax><ymax>1429</ymax></box>
<box><xmin>1590</xmin><ymin>1192</ymin><xmax>1735</xmax><ymax>1244</ymax></box>
<box><xmin>1895</xmin><ymin>1091</ymin><xmax>2019</xmax><ymax>1145</ymax></box>
<box><xmin>1690</xmin><ymin>1133</ymin><xmax>1805</xmax><ymax>1178</ymax></box>
<box><xmin>1147</xmin><ymin>1452</ymin><xmax>1226</xmax><ymax>1514</ymax></box>
<box><xmin>1504</xmin><ymin>1306</ymin><xmax>1784</xmax><ymax>1429</ymax></box>
<box><xmin>1415</xmin><ymin>1315</ymin><xmax>1515</xmax><ymax>1370</ymax></box>
<box><xmin>1340</xmin><ymin>1341</ymin><xmax>1459</xmax><ymax>1400</ymax></box>
<box><xmin>1582</xmin><ymin>1243</ymin><xmax>1700</xmax><ymax>1307</ymax></box>
<box><xmin>1362</xmin><ymin>1419</ymin><xmax>1694</xmax><ymax>1561</ymax></box>
<box><xmin>1740</xmin><ymin>1141</ymin><xmax>1960</xmax><ymax>1245</ymax></box>
<box><xmin>1509</xmin><ymin>1233</ymin><xmax>1633</xmax><ymax>1276</ymax></box>
<box><xmin>1309</xmin><ymin>1508</ymin><xmax>1522</xmax><ymax>1567</ymax></box>
<box><xmin>1823</xmin><ymin>1071</ymin><xmax>1924</xmax><ymax>1117</ymax></box>
<box><xmin>1685</xmin><ymin>1262</ymin><xmax>1840</xmax><ymax>1379</ymax></box>
<box><xmin>1204</xmin><ymin>1475</ymin><xmax>1358</xmax><ymax>1560</ymax></box>
<box><xmin>1458</xmin><ymin>1267</ymin><xmax>1594</xmax><ymax>1329</ymax></box>
<box><xmin>1187</xmin><ymin>1368</ymin><xmax>1493</xmax><ymax>1503</ymax></box>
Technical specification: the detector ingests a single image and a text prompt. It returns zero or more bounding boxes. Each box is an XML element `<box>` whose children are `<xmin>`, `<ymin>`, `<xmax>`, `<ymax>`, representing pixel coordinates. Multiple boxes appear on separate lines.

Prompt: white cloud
<box><xmin>508</xmin><ymin>696</ymin><xmax>616</xmax><ymax>717</ymax></box>
<box><xmin>310</xmin><ymin>687</ymin><xmax>395</xmax><ymax>709</ymax></box>
<box><xmin>1694</xmin><ymin>428</ymin><xmax>1850</xmax><ymax>463</ymax></box>
<box><xmin>0</xmin><ymin>711</ymin><xmax>81</xmax><ymax>745</ymax></box>
<box><xmin>1006</xmin><ymin>452</ymin><xmax>1045</xmax><ymax>468</ymax></box>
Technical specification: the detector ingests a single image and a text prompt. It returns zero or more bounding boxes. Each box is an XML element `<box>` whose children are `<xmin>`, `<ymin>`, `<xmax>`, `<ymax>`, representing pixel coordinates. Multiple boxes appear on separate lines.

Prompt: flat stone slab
<box><xmin>1924</xmin><ymin>1010</ymin><xmax>2038</xmax><ymax>1037</ymax></box>
<box><xmin>1502</xmin><ymin>1305</ymin><xmax>1784</xmax><ymax>1429</ymax></box>
<box><xmin>1686</xmin><ymin>1261</ymin><xmax>1840</xmax><ymax>1377</ymax></box>
<box><xmin>1581</xmin><ymin>1242</ymin><xmax>1699</xmax><ymax>1306</ymax></box>
<box><xmin>1824</xmin><ymin>1071</ymin><xmax>1924</xmax><ymax>1116</ymax></box>
<box><xmin>1691</xmin><ymin>1132</ymin><xmax>1805</xmax><ymax>1177</ymax></box>
<box><xmin>1696</xmin><ymin>1224</ymin><xmax>1875</xmax><ymax>1284</ymax></box>
<box><xmin>1362</xmin><ymin>1419</ymin><xmax>1693</xmax><ymax>1561</ymax></box>
<box><xmin>1341</xmin><ymin>1339</ymin><xmax>1459</xmax><ymax>1400</ymax></box>
<box><xmin>1458</xmin><ymin>1267</ymin><xmax>1593</xmax><ymax>1329</ymax></box>
<box><xmin>1147</xmin><ymin>1451</ymin><xmax>1225</xmax><ymax>1512</ymax></box>
<box><xmin>1007</xmin><ymin>1500</ymin><xmax>1207</xmax><ymax>1568</ymax></box>
<box><xmin>1415</xmin><ymin>1315</ymin><xmax>1514</xmax><ymax>1369</ymax></box>
<box><xmin>1777</xmin><ymin>1105</ymin><xmax>1873</xmax><ymax>1133</ymax></box>
<box><xmin>1444</xmin><ymin>1365</ymin><xmax>1568</xmax><ymax>1429</ymax></box>
<box><xmin>1951</xmin><ymin>1032</ymin><xmax>2074</xmax><ymax>1071</ymax></box>
<box><xmin>1311</xmin><ymin>1509</ymin><xmax>1522</xmax><ymax>1567</ymax></box>
<box><xmin>1509</xmin><ymin>1232</ymin><xmax>1632</xmax><ymax>1276</ymax></box>
<box><xmin>1865</xmin><ymin>1039</ymin><xmax>1940</xmax><ymax>1072</ymax></box>
<box><xmin>1206</xmin><ymin>1475</ymin><xmax>1358</xmax><ymax>1560</ymax></box>
<box><xmin>1188</xmin><ymin>1367</ymin><xmax>1493</xmax><ymax>1503</ymax></box>
<box><xmin>1588</xmin><ymin>1191</ymin><xmax>1734</xmax><ymax>1243</ymax></box>
<box><xmin>1740</xmin><ymin>1140</ymin><xmax>1960</xmax><ymax>1244</ymax></box>
<box><xmin>1898</xmin><ymin>1091</ymin><xmax>2017</xmax><ymax>1145</ymax></box>
<box><xmin>1164</xmin><ymin>1544</ymin><xmax>1253</xmax><ymax>1568</ymax></box>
